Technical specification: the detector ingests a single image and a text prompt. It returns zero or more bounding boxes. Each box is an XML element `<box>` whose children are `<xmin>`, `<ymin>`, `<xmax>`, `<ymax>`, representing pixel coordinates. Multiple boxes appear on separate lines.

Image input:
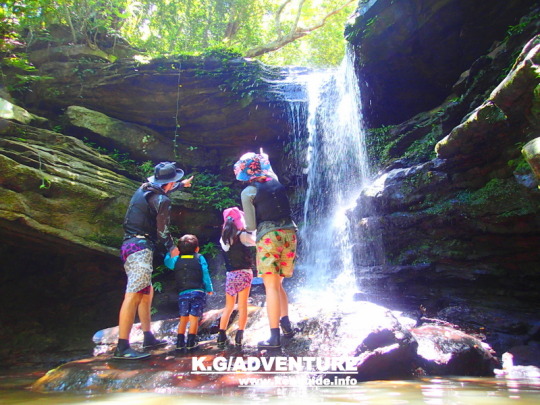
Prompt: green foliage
<box><xmin>403</xmin><ymin>125</ymin><xmax>440</xmax><ymax>162</ymax></box>
<box><xmin>39</xmin><ymin>176</ymin><xmax>52</xmax><ymax>189</ymax></box>
<box><xmin>188</xmin><ymin>171</ymin><xmax>239</xmax><ymax>211</ymax></box>
<box><xmin>505</xmin><ymin>13</ymin><xmax>540</xmax><ymax>38</ymax></box>
<box><xmin>425</xmin><ymin>178</ymin><xmax>537</xmax><ymax>218</ymax></box>
<box><xmin>82</xmin><ymin>137</ymin><xmax>142</xmax><ymax>175</ymax></box>
<box><xmin>138</xmin><ymin>160</ymin><xmax>155</xmax><ymax>179</ymax></box>
<box><xmin>152</xmin><ymin>264</ymin><xmax>172</xmax><ymax>293</ymax></box>
<box><xmin>258</xmin><ymin>2</ymin><xmax>356</xmax><ymax>67</ymax></box>
<box><xmin>508</xmin><ymin>154</ymin><xmax>532</xmax><ymax>175</ymax></box>
<box><xmin>200</xmin><ymin>46</ymin><xmax>243</xmax><ymax>60</ymax></box>
<box><xmin>2</xmin><ymin>0</ymin><xmax>357</xmax><ymax>68</ymax></box>
<box><xmin>88</xmin><ymin>233</ymin><xmax>123</xmax><ymax>247</ymax></box>
<box><xmin>2</xmin><ymin>55</ymin><xmax>36</xmax><ymax>72</ymax></box>
<box><xmin>366</xmin><ymin>125</ymin><xmax>396</xmax><ymax>168</ymax></box>
<box><xmin>200</xmin><ymin>241</ymin><xmax>219</xmax><ymax>258</ymax></box>
<box><xmin>507</xmin><ymin>142</ymin><xmax>532</xmax><ymax>175</ymax></box>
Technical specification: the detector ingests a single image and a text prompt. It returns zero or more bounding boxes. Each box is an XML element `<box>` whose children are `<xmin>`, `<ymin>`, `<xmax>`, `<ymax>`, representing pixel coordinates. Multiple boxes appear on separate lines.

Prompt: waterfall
<box><xmin>276</xmin><ymin>48</ymin><xmax>372</xmax><ymax>305</ymax></box>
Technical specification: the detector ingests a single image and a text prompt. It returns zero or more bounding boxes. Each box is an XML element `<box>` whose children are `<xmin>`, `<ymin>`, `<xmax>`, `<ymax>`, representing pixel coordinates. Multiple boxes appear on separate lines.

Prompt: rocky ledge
<box><xmin>31</xmin><ymin>301</ymin><xmax>510</xmax><ymax>394</ymax></box>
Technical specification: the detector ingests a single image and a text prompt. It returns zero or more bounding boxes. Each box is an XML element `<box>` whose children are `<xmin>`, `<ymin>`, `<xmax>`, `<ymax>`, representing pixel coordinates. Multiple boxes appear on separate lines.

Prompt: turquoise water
<box><xmin>2</xmin><ymin>369</ymin><xmax>540</xmax><ymax>404</ymax></box>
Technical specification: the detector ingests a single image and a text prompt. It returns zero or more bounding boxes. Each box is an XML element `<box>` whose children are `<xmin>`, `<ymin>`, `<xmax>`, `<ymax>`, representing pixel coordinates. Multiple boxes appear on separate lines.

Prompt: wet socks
<box><xmin>217</xmin><ymin>329</ymin><xmax>227</xmax><ymax>346</ymax></box>
<box><xmin>235</xmin><ymin>330</ymin><xmax>244</xmax><ymax>346</ymax></box>
<box><xmin>176</xmin><ymin>334</ymin><xmax>185</xmax><ymax>350</ymax></box>
<box><xmin>143</xmin><ymin>331</ymin><xmax>156</xmax><ymax>346</ymax></box>
<box><xmin>143</xmin><ymin>331</ymin><xmax>167</xmax><ymax>348</ymax></box>
<box><xmin>187</xmin><ymin>334</ymin><xmax>198</xmax><ymax>349</ymax></box>
<box><xmin>117</xmin><ymin>338</ymin><xmax>130</xmax><ymax>352</ymax></box>
<box><xmin>258</xmin><ymin>328</ymin><xmax>280</xmax><ymax>349</ymax></box>
<box><xmin>280</xmin><ymin>316</ymin><xmax>295</xmax><ymax>337</ymax></box>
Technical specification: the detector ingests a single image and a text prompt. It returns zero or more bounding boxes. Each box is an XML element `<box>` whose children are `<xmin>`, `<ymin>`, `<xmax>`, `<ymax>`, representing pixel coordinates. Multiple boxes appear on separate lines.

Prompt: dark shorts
<box><xmin>178</xmin><ymin>290</ymin><xmax>207</xmax><ymax>318</ymax></box>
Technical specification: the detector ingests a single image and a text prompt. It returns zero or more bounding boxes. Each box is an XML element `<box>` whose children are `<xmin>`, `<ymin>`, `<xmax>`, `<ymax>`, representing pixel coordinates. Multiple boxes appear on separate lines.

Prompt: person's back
<box><xmin>234</xmin><ymin>152</ymin><xmax>297</xmax><ymax>349</ymax></box>
<box><xmin>224</xmin><ymin>234</ymin><xmax>254</xmax><ymax>272</ymax></box>
<box><xmin>114</xmin><ymin>161</ymin><xmax>190</xmax><ymax>360</ymax></box>
<box><xmin>217</xmin><ymin>207</ymin><xmax>255</xmax><ymax>347</ymax></box>
<box><xmin>165</xmin><ymin>234</ymin><xmax>213</xmax><ymax>351</ymax></box>
<box><xmin>252</xmin><ymin>177</ymin><xmax>292</xmax><ymax>224</ymax></box>
<box><xmin>174</xmin><ymin>253</ymin><xmax>204</xmax><ymax>294</ymax></box>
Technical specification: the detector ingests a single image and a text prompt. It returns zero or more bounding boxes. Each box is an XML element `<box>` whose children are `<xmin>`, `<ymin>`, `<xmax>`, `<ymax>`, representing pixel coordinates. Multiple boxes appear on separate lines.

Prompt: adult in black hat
<box><xmin>114</xmin><ymin>162</ymin><xmax>193</xmax><ymax>359</ymax></box>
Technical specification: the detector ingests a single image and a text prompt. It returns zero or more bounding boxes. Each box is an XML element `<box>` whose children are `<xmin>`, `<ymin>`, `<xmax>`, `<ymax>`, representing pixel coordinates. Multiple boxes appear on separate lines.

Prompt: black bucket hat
<box><xmin>147</xmin><ymin>162</ymin><xmax>185</xmax><ymax>184</ymax></box>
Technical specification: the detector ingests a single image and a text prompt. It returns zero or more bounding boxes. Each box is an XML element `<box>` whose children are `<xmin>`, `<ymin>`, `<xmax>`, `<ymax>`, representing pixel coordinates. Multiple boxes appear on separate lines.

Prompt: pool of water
<box><xmin>2</xmin><ymin>368</ymin><xmax>540</xmax><ymax>404</ymax></box>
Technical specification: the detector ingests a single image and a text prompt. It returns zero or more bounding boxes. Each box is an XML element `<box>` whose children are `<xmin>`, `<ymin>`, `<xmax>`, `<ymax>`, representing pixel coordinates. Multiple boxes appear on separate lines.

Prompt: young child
<box><xmin>164</xmin><ymin>234</ymin><xmax>214</xmax><ymax>351</ymax></box>
<box><xmin>217</xmin><ymin>207</ymin><xmax>256</xmax><ymax>347</ymax></box>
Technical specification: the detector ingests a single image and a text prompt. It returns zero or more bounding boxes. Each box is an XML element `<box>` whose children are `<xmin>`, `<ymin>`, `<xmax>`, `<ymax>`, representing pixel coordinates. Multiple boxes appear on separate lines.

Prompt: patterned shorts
<box><xmin>256</xmin><ymin>229</ymin><xmax>297</xmax><ymax>278</ymax></box>
<box><xmin>178</xmin><ymin>290</ymin><xmax>207</xmax><ymax>318</ymax></box>
<box><xmin>124</xmin><ymin>248</ymin><xmax>153</xmax><ymax>293</ymax></box>
<box><xmin>225</xmin><ymin>269</ymin><xmax>253</xmax><ymax>296</ymax></box>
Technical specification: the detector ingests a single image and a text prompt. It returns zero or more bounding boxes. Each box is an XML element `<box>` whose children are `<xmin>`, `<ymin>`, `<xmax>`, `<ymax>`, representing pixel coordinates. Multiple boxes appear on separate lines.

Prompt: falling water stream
<box><xmin>294</xmin><ymin>48</ymin><xmax>370</xmax><ymax>303</ymax></box>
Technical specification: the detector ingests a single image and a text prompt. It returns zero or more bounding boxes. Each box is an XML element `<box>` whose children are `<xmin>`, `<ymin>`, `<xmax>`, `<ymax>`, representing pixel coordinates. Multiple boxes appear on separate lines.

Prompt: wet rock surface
<box><xmin>31</xmin><ymin>301</ymin><xmax>500</xmax><ymax>393</ymax></box>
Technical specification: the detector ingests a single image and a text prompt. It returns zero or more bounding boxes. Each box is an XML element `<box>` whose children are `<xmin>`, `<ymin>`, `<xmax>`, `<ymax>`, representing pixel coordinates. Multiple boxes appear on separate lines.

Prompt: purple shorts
<box><xmin>225</xmin><ymin>269</ymin><xmax>253</xmax><ymax>296</ymax></box>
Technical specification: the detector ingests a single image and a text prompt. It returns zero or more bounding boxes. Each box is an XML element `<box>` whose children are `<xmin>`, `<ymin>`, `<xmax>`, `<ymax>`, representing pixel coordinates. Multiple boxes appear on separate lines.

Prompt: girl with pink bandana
<box><xmin>216</xmin><ymin>207</ymin><xmax>256</xmax><ymax>347</ymax></box>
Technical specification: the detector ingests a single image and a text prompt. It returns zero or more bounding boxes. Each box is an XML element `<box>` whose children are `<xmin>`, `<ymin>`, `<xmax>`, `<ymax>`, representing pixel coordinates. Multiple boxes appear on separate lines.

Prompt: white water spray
<box><xmin>284</xmin><ymin>48</ymin><xmax>372</xmax><ymax>305</ymax></box>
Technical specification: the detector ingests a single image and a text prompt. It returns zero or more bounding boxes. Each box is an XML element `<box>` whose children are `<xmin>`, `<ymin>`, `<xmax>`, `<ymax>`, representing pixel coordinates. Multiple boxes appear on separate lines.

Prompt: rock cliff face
<box><xmin>23</xmin><ymin>55</ymin><xmax>294</xmax><ymax>168</ymax></box>
<box><xmin>345</xmin><ymin>0</ymin><xmax>539</xmax><ymax>127</ymax></box>
<box><xmin>347</xmin><ymin>2</ymin><xmax>540</xmax><ymax>352</ymax></box>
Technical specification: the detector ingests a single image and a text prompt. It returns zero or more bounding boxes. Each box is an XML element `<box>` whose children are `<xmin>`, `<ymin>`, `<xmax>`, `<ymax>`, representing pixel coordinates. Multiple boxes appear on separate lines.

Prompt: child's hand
<box><xmin>169</xmin><ymin>247</ymin><xmax>179</xmax><ymax>257</ymax></box>
<box><xmin>207</xmin><ymin>291</ymin><xmax>214</xmax><ymax>295</ymax></box>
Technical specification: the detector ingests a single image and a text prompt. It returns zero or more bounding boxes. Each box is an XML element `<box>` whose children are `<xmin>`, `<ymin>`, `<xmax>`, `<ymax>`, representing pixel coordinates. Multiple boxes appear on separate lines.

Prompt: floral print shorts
<box><xmin>256</xmin><ymin>229</ymin><xmax>297</xmax><ymax>278</ymax></box>
<box><xmin>226</xmin><ymin>269</ymin><xmax>253</xmax><ymax>296</ymax></box>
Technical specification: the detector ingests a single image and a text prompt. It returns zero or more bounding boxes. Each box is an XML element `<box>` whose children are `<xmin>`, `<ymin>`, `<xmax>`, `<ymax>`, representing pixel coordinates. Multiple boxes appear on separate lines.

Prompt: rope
<box><xmin>173</xmin><ymin>60</ymin><xmax>182</xmax><ymax>159</ymax></box>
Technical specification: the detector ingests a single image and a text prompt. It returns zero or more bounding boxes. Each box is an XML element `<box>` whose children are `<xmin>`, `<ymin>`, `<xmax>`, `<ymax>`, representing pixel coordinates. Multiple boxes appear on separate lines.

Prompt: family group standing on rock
<box><xmin>114</xmin><ymin>152</ymin><xmax>297</xmax><ymax>360</ymax></box>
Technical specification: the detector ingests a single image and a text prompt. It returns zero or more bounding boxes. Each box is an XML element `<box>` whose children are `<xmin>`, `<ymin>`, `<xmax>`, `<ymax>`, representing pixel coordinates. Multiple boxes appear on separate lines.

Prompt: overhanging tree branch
<box><xmin>245</xmin><ymin>0</ymin><xmax>355</xmax><ymax>58</ymax></box>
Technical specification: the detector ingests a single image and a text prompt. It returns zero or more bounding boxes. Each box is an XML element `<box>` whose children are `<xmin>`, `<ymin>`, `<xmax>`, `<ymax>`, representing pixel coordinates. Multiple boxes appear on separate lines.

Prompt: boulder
<box><xmin>411</xmin><ymin>325</ymin><xmax>497</xmax><ymax>376</ymax></box>
<box><xmin>0</xmin><ymin>97</ymin><xmax>48</xmax><ymax>127</ymax></box>
<box><xmin>0</xmin><ymin>121</ymin><xmax>135</xmax><ymax>255</ymax></box>
<box><xmin>63</xmin><ymin>105</ymin><xmax>176</xmax><ymax>163</ymax></box>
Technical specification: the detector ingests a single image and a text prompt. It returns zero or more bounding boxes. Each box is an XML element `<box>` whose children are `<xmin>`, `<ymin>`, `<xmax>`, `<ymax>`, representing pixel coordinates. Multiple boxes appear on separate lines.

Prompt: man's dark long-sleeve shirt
<box><xmin>123</xmin><ymin>183</ymin><xmax>180</xmax><ymax>252</ymax></box>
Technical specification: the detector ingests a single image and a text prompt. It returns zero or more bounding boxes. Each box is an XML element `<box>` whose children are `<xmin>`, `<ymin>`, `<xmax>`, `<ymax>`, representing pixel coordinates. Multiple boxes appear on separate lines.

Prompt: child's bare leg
<box><xmin>237</xmin><ymin>286</ymin><xmax>251</xmax><ymax>330</ymax></box>
<box><xmin>177</xmin><ymin>316</ymin><xmax>189</xmax><ymax>334</ymax></box>
<box><xmin>219</xmin><ymin>294</ymin><xmax>237</xmax><ymax>330</ymax></box>
<box><xmin>188</xmin><ymin>315</ymin><xmax>199</xmax><ymax>334</ymax></box>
